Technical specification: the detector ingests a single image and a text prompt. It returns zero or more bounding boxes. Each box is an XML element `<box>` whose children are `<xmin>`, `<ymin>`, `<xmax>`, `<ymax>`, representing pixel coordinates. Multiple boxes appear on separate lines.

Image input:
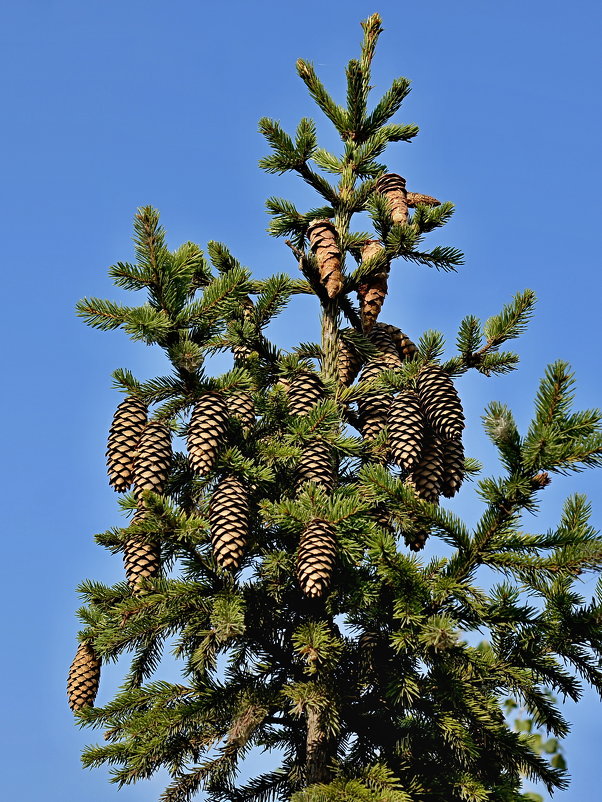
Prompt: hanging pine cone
<box><xmin>376</xmin><ymin>173</ymin><xmax>408</xmax><ymax>225</ymax></box>
<box><xmin>228</xmin><ymin>391</ymin><xmax>255</xmax><ymax>428</ymax></box>
<box><xmin>133</xmin><ymin>421</ymin><xmax>172</xmax><ymax>496</ymax></box>
<box><xmin>188</xmin><ymin>393</ymin><xmax>229</xmax><ymax>475</ymax></box>
<box><xmin>124</xmin><ymin>535</ymin><xmax>160</xmax><ymax>595</ymax></box>
<box><xmin>296</xmin><ymin>519</ymin><xmax>337</xmax><ymax>598</ymax></box>
<box><xmin>372</xmin><ymin>502</ymin><xmax>393</xmax><ymax>535</ymax></box>
<box><xmin>358</xmin><ymin>240</ymin><xmax>389</xmax><ymax>333</ymax></box>
<box><xmin>440</xmin><ymin>438</ymin><xmax>465</xmax><ymax>498</ymax></box>
<box><xmin>295</xmin><ymin>440</ymin><xmax>334</xmax><ymax>492</ymax></box>
<box><xmin>338</xmin><ymin>330</ymin><xmax>363</xmax><ymax>386</ymax></box>
<box><xmin>67</xmin><ymin>641</ymin><xmax>100</xmax><ymax>712</ymax></box>
<box><xmin>406</xmin><ymin>191</ymin><xmax>440</xmax><ymax>208</ymax></box>
<box><xmin>416</xmin><ymin>365</ymin><xmax>465</xmax><ymax>441</ymax></box>
<box><xmin>357</xmin><ymin>360</ymin><xmax>390</xmax><ymax>442</ymax></box>
<box><xmin>388</xmin><ymin>391</ymin><xmax>426</xmax><ymax>470</ymax></box>
<box><xmin>373</xmin><ymin>322</ymin><xmax>418</xmax><ymax>362</ymax></box>
<box><xmin>403</xmin><ymin>522</ymin><xmax>431</xmax><ymax>552</ymax></box>
<box><xmin>307</xmin><ymin>219</ymin><xmax>343</xmax><ymax>299</ymax></box>
<box><xmin>368</xmin><ymin>324</ymin><xmax>402</xmax><ymax>368</ymax></box>
<box><xmin>407</xmin><ymin>432</ymin><xmax>444</xmax><ymax>504</ymax></box>
<box><xmin>106</xmin><ymin>397</ymin><xmax>147</xmax><ymax>492</ymax></box>
<box><xmin>288</xmin><ymin>371</ymin><xmax>324</xmax><ymax>417</ymax></box>
<box><xmin>124</xmin><ymin>511</ymin><xmax>160</xmax><ymax>595</ymax></box>
<box><xmin>209</xmin><ymin>475</ymin><xmax>249</xmax><ymax>570</ymax></box>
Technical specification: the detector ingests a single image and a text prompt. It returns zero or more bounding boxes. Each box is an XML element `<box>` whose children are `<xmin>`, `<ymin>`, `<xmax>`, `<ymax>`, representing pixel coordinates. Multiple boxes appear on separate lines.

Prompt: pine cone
<box><xmin>388</xmin><ymin>391</ymin><xmax>426</xmax><ymax>470</ymax></box>
<box><xmin>188</xmin><ymin>393</ymin><xmax>229</xmax><ymax>475</ymax></box>
<box><xmin>376</xmin><ymin>173</ymin><xmax>408</xmax><ymax>225</ymax></box>
<box><xmin>338</xmin><ymin>331</ymin><xmax>363</xmax><ymax>386</ymax></box>
<box><xmin>416</xmin><ymin>365</ymin><xmax>465</xmax><ymax>441</ymax></box>
<box><xmin>406</xmin><ymin>191</ymin><xmax>440</xmax><ymax>208</ymax></box>
<box><xmin>407</xmin><ymin>432</ymin><xmax>444</xmax><ymax>504</ymax></box>
<box><xmin>368</xmin><ymin>325</ymin><xmax>402</xmax><ymax>368</ymax></box>
<box><xmin>288</xmin><ymin>371</ymin><xmax>324</xmax><ymax>417</ymax></box>
<box><xmin>358</xmin><ymin>240</ymin><xmax>389</xmax><ymax>333</ymax></box>
<box><xmin>307</xmin><ymin>219</ymin><xmax>343</xmax><ymax>299</ymax></box>
<box><xmin>228</xmin><ymin>391</ymin><xmax>255</xmax><ymax>428</ymax></box>
<box><xmin>209</xmin><ymin>475</ymin><xmax>249</xmax><ymax>570</ymax></box>
<box><xmin>133</xmin><ymin>421</ymin><xmax>172</xmax><ymax>495</ymax></box>
<box><xmin>372</xmin><ymin>502</ymin><xmax>393</xmax><ymax>535</ymax></box>
<box><xmin>440</xmin><ymin>438</ymin><xmax>465</xmax><ymax>498</ymax></box>
<box><xmin>106</xmin><ymin>397</ymin><xmax>147</xmax><ymax>492</ymax></box>
<box><xmin>295</xmin><ymin>440</ymin><xmax>334</xmax><ymax>492</ymax></box>
<box><xmin>373</xmin><ymin>322</ymin><xmax>418</xmax><ymax>362</ymax></box>
<box><xmin>67</xmin><ymin>642</ymin><xmax>100</xmax><ymax>712</ymax></box>
<box><xmin>296</xmin><ymin>519</ymin><xmax>337</xmax><ymax>598</ymax></box>
<box><xmin>404</xmin><ymin>523</ymin><xmax>430</xmax><ymax>552</ymax></box>
<box><xmin>124</xmin><ymin>512</ymin><xmax>161</xmax><ymax>595</ymax></box>
<box><xmin>357</xmin><ymin>360</ymin><xmax>390</xmax><ymax>441</ymax></box>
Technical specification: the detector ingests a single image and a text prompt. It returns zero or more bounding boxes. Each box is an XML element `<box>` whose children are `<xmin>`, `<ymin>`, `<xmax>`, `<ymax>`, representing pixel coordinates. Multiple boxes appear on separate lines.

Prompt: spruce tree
<box><xmin>70</xmin><ymin>14</ymin><xmax>602</xmax><ymax>802</ymax></box>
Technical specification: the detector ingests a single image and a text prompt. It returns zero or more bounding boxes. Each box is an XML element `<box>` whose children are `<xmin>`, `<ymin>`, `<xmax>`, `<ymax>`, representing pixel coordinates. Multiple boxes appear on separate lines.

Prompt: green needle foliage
<box><xmin>71</xmin><ymin>14</ymin><xmax>602</xmax><ymax>802</ymax></box>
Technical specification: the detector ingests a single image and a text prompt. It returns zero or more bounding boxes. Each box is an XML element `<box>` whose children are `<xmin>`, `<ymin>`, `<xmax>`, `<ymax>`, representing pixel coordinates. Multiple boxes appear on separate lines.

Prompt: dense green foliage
<box><xmin>72</xmin><ymin>14</ymin><xmax>602</xmax><ymax>802</ymax></box>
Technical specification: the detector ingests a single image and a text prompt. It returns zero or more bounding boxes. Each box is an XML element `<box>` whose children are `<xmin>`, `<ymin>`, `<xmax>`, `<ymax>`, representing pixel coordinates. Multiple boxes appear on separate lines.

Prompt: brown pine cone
<box><xmin>358</xmin><ymin>240</ymin><xmax>389</xmax><ymax>333</ymax></box>
<box><xmin>209</xmin><ymin>475</ymin><xmax>249</xmax><ymax>570</ymax></box>
<box><xmin>372</xmin><ymin>502</ymin><xmax>394</xmax><ymax>535</ymax></box>
<box><xmin>106</xmin><ymin>397</ymin><xmax>147</xmax><ymax>492</ymax></box>
<box><xmin>357</xmin><ymin>360</ymin><xmax>390</xmax><ymax>441</ymax></box>
<box><xmin>124</xmin><ymin>536</ymin><xmax>160</xmax><ymax>595</ymax></box>
<box><xmin>376</xmin><ymin>173</ymin><xmax>408</xmax><ymax>225</ymax></box>
<box><xmin>388</xmin><ymin>391</ymin><xmax>426</xmax><ymax>470</ymax></box>
<box><xmin>67</xmin><ymin>642</ymin><xmax>101</xmax><ymax>712</ymax></box>
<box><xmin>404</xmin><ymin>523</ymin><xmax>431</xmax><ymax>552</ymax></box>
<box><xmin>307</xmin><ymin>219</ymin><xmax>343</xmax><ymax>299</ymax></box>
<box><xmin>338</xmin><ymin>331</ymin><xmax>363</xmax><ymax>386</ymax></box>
<box><xmin>188</xmin><ymin>393</ymin><xmax>229</xmax><ymax>475</ymax></box>
<box><xmin>288</xmin><ymin>371</ymin><xmax>324</xmax><ymax>417</ymax></box>
<box><xmin>440</xmin><ymin>438</ymin><xmax>465</xmax><ymax>498</ymax></box>
<box><xmin>228</xmin><ymin>391</ymin><xmax>255</xmax><ymax>428</ymax></box>
<box><xmin>295</xmin><ymin>440</ymin><xmax>335</xmax><ymax>492</ymax></box>
<box><xmin>124</xmin><ymin>511</ymin><xmax>161</xmax><ymax>595</ymax></box>
<box><xmin>407</xmin><ymin>432</ymin><xmax>444</xmax><ymax>504</ymax></box>
<box><xmin>133</xmin><ymin>421</ymin><xmax>172</xmax><ymax>495</ymax></box>
<box><xmin>368</xmin><ymin>324</ymin><xmax>402</xmax><ymax>368</ymax></box>
<box><xmin>416</xmin><ymin>365</ymin><xmax>465</xmax><ymax>441</ymax></box>
<box><xmin>296</xmin><ymin>519</ymin><xmax>337</xmax><ymax>598</ymax></box>
<box><xmin>373</xmin><ymin>322</ymin><xmax>418</xmax><ymax>362</ymax></box>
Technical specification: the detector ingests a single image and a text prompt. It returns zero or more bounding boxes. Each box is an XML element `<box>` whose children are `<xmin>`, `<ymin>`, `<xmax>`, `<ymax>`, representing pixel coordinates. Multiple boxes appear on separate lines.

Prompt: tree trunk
<box><xmin>306</xmin><ymin>706</ymin><xmax>331</xmax><ymax>785</ymax></box>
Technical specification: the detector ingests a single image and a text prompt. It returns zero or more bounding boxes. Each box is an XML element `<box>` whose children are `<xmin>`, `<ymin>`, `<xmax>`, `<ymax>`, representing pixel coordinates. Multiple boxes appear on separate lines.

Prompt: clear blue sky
<box><xmin>1</xmin><ymin>1</ymin><xmax>600</xmax><ymax>799</ymax></box>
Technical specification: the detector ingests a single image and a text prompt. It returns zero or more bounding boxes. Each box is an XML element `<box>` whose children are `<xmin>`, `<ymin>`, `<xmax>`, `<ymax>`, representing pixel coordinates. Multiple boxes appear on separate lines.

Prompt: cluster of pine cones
<box><xmin>306</xmin><ymin>174</ymin><xmax>440</xmax><ymax>332</ymax></box>
<box><xmin>68</xmin><ymin>388</ymin><xmax>256</xmax><ymax>712</ymax></box>
<box><xmin>343</xmin><ymin>322</ymin><xmax>465</xmax><ymax>550</ymax></box>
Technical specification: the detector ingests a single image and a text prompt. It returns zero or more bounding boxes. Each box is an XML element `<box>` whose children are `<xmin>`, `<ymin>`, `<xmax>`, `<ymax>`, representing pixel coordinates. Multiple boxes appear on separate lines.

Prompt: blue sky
<box><xmin>1</xmin><ymin>1</ymin><xmax>601</xmax><ymax>799</ymax></box>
